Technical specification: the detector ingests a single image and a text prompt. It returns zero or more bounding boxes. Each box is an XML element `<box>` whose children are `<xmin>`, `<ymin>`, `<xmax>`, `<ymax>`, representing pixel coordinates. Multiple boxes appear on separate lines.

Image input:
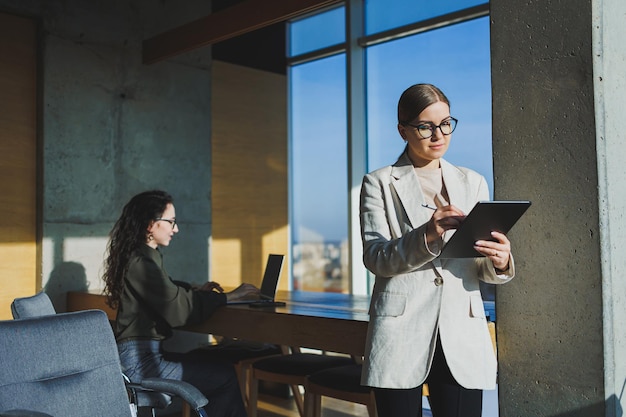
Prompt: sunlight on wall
<box><xmin>212</xmin><ymin>226</ymin><xmax>288</xmax><ymax>290</ymax></box>
<box><xmin>211</xmin><ymin>238</ymin><xmax>242</xmax><ymax>288</ymax></box>
<box><xmin>64</xmin><ymin>237</ymin><xmax>109</xmax><ymax>289</ymax></box>
<box><xmin>0</xmin><ymin>242</ymin><xmax>37</xmax><ymax>319</ymax></box>
<box><xmin>41</xmin><ymin>236</ymin><xmax>54</xmax><ymax>287</ymax></box>
<box><xmin>0</xmin><ymin>243</ymin><xmax>37</xmax><ymax>278</ymax></box>
<box><xmin>42</xmin><ymin>236</ymin><xmax>109</xmax><ymax>311</ymax></box>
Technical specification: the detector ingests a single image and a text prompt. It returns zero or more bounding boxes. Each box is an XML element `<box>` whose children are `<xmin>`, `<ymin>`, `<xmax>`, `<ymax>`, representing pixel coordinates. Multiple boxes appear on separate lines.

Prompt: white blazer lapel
<box><xmin>437</xmin><ymin>160</ymin><xmax>472</xmax><ymax>273</ymax></box>
<box><xmin>440</xmin><ymin>159</ymin><xmax>468</xmax><ymax>209</ymax></box>
<box><xmin>390</xmin><ymin>153</ymin><xmax>431</xmax><ymax>229</ymax></box>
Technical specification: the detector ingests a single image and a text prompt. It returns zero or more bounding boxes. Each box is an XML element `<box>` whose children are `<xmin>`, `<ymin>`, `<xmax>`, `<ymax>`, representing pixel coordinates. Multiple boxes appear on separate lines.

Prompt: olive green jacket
<box><xmin>115</xmin><ymin>244</ymin><xmax>225</xmax><ymax>342</ymax></box>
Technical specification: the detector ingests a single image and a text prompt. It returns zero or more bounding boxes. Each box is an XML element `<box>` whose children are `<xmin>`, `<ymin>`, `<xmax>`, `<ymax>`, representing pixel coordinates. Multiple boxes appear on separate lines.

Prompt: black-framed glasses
<box><xmin>155</xmin><ymin>218</ymin><xmax>177</xmax><ymax>228</ymax></box>
<box><xmin>402</xmin><ymin>117</ymin><xmax>458</xmax><ymax>139</ymax></box>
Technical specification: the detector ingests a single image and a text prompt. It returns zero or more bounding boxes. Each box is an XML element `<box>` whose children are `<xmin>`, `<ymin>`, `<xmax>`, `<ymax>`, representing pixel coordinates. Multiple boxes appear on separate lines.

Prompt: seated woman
<box><xmin>102</xmin><ymin>190</ymin><xmax>259</xmax><ymax>417</ymax></box>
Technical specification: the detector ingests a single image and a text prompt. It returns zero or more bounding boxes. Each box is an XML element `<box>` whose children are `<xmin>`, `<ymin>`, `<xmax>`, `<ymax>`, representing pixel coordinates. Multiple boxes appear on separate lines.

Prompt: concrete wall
<box><xmin>0</xmin><ymin>0</ymin><xmax>214</xmax><ymax>311</ymax></box>
<box><xmin>491</xmin><ymin>0</ymin><xmax>626</xmax><ymax>415</ymax></box>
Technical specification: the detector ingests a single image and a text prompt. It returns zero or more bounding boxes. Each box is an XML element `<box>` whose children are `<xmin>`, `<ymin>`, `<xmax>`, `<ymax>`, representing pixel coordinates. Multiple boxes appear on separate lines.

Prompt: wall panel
<box><xmin>211</xmin><ymin>60</ymin><xmax>288</xmax><ymax>289</ymax></box>
<box><xmin>0</xmin><ymin>12</ymin><xmax>39</xmax><ymax>319</ymax></box>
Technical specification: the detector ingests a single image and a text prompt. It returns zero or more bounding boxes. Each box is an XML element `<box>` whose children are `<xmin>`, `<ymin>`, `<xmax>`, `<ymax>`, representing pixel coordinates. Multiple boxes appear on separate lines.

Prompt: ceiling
<box><xmin>142</xmin><ymin>0</ymin><xmax>341</xmax><ymax>72</ymax></box>
<box><xmin>212</xmin><ymin>0</ymin><xmax>284</xmax><ymax>74</ymax></box>
<box><xmin>212</xmin><ymin>13</ymin><xmax>286</xmax><ymax>73</ymax></box>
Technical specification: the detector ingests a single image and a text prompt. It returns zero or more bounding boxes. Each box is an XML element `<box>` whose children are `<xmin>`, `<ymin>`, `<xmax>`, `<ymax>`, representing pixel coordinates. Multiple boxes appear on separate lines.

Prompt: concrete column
<box><xmin>491</xmin><ymin>0</ymin><xmax>626</xmax><ymax>415</ymax></box>
<box><xmin>593</xmin><ymin>0</ymin><xmax>626</xmax><ymax>415</ymax></box>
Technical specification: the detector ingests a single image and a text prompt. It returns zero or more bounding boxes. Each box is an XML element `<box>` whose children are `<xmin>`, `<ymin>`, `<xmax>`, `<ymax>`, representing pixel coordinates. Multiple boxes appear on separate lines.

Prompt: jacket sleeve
<box><xmin>360</xmin><ymin>173</ymin><xmax>437</xmax><ymax>277</ymax></box>
<box><xmin>126</xmin><ymin>256</ymin><xmax>226</xmax><ymax>328</ymax></box>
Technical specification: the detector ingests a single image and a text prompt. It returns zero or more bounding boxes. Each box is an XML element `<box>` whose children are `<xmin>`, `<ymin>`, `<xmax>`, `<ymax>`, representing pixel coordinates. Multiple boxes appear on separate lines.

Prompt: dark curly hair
<box><xmin>102</xmin><ymin>190</ymin><xmax>174</xmax><ymax>308</ymax></box>
<box><xmin>397</xmin><ymin>83</ymin><xmax>450</xmax><ymax>125</ymax></box>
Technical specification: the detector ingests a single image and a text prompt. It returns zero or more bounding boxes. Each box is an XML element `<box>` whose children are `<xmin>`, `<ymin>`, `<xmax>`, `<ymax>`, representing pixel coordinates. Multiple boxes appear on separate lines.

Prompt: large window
<box><xmin>290</xmin><ymin>54</ymin><xmax>347</xmax><ymax>292</ymax></box>
<box><xmin>289</xmin><ymin>1</ymin><xmax>492</xmax><ymax>294</ymax></box>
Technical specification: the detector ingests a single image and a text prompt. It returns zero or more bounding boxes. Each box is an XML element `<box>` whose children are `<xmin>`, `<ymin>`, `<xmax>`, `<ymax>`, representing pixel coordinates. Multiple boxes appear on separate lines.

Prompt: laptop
<box><xmin>227</xmin><ymin>254</ymin><xmax>286</xmax><ymax>306</ymax></box>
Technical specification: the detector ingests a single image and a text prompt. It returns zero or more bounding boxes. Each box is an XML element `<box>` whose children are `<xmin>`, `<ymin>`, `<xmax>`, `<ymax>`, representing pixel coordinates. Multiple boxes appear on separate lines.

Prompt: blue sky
<box><xmin>290</xmin><ymin>12</ymin><xmax>493</xmax><ymax>242</ymax></box>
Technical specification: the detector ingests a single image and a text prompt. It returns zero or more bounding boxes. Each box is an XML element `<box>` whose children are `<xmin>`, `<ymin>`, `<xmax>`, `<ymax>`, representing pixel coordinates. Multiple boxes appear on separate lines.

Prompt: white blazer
<box><xmin>359</xmin><ymin>152</ymin><xmax>514</xmax><ymax>390</ymax></box>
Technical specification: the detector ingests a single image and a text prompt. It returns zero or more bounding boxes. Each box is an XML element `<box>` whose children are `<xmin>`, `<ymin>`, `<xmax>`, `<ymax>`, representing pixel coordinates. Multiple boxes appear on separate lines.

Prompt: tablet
<box><xmin>438</xmin><ymin>201</ymin><xmax>531</xmax><ymax>258</ymax></box>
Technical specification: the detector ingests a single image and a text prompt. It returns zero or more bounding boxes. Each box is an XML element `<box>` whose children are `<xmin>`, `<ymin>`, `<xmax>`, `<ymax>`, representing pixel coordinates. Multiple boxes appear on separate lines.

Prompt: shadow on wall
<box><xmin>44</xmin><ymin>261</ymin><xmax>89</xmax><ymax>312</ymax></box>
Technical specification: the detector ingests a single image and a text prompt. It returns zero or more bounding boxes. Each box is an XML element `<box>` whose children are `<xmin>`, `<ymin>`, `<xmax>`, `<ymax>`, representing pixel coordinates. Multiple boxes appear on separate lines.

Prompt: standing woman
<box><xmin>103</xmin><ymin>190</ymin><xmax>258</xmax><ymax>417</ymax></box>
<box><xmin>359</xmin><ymin>84</ymin><xmax>515</xmax><ymax>417</ymax></box>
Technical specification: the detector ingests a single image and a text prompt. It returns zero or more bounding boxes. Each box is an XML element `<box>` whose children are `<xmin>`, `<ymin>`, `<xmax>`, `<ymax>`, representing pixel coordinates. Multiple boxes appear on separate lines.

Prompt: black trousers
<box><xmin>373</xmin><ymin>337</ymin><xmax>483</xmax><ymax>417</ymax></box>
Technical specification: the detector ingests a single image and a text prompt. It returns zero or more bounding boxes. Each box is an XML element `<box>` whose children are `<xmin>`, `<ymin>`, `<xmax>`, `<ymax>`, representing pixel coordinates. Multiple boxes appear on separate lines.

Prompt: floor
<box><xmin>161</xmin><ymin>394</ymin><xmax>371</xmax><ymax>417</ymax></box>
<box><xmin>165</xmin><ymin>386</ymin><xmax>498</xmax><ymax>417</ymax></box>
<box><xmin>255</xmin><ymin>396</ymin><xmax>438</xmax><ymax>417</ymax></box>
<box><xmin>256</xmin><ymin>393</ymin><xmax>370</xmax><ymax>417</ymax></box>
<box><xmin>162</xmin><ymin>393</ymin><xmax>410</xmax><ymax>417</ymax></box>
<box><xmin>256</xmin><ymin>385</ymin><xmax>499</xmax><ymax>417</ymax></box>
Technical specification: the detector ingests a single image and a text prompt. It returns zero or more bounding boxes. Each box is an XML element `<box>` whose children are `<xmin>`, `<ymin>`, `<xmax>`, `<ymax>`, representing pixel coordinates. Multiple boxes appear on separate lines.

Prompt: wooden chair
<box><xmin>247</xmin><ymin>347</ymin><xmax>355</xmax><ymax>417</ymax></box>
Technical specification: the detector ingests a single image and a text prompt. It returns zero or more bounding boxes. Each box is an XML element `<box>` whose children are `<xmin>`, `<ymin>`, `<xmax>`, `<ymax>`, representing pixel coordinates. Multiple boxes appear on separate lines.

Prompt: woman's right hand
<box><xmin>225</xmin><ymin>283</ymin><xmax>260</xmax><ymax>302</ymax></box>
<box><xmin>426</xmin><ymin>204</ymin><xmax>466</xmax><ymax>243</ymax></box>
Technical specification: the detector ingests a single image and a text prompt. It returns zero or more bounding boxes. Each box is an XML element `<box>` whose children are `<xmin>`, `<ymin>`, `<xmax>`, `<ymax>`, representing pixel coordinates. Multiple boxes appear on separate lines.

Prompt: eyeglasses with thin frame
<box><xmin>155</xmin><ymin>218</ymin><xmax>177</xmax><ymax>229</ymax></box>
<box><xmin>401</xmin><ymin>117</ymin><xmax>458</xmax><ymax>139</ymax></box>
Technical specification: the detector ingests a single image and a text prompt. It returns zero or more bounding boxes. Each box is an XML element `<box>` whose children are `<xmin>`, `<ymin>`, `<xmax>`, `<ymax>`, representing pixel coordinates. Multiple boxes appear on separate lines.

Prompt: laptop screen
<box><xmin>259</xmin><ymin>254</ymin><xmax>284</xmax><ymax>300</ymax></box>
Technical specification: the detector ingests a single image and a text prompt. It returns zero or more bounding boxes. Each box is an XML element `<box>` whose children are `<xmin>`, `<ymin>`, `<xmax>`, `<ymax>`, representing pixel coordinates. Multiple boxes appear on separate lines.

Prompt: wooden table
<box><xmin>67</xmin><ymin>290</ymin><xmax>371</xmax><ymax>357</ymax></box>
<box><xmin>66</xmin><ymin>290</ymin><xmax>496</xmax><ymax>358</ymax></box>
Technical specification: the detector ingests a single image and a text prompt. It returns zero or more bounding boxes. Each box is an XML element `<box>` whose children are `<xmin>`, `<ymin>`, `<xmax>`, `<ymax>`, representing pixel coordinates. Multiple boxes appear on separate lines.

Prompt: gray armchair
<box><xmin>10</xmin><ymin>292</ymin><xmax>56</xmax><ymax>318</ymax></box>
<box><xmin>5</xmin><ymin>295</ymin><xmax>208</xmax><ymax>417</ymax></box>
<box><xmin>0</xmin><ymin>310</ymin><xmax>146</xmax><ymax>416</ymax></box>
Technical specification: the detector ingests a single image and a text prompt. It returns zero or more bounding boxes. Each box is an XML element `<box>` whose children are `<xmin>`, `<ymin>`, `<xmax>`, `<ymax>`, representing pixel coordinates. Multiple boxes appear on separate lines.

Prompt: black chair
<box><xmin>303</xmin><ymin>363</ymin><xmax>377</xmax><ymax>417</ymax></box>
<box><xmin>10</xmin><ymin>292</ymin><xmax>207</xmax><ymax>417</ymax></box>
<box><xmin>0</xmin><ymin>309</ymin><xmax>208</xmax><ymax>417</ymax></box>
<box><xmin>247</xmin><ymin>347</ymin><xmax>355</xmax><ymax>417</ymax></box>
<box><xmin>197</xmin><ymin>338</ymin><xmax>282</xmax><ymax>406</ymax></box>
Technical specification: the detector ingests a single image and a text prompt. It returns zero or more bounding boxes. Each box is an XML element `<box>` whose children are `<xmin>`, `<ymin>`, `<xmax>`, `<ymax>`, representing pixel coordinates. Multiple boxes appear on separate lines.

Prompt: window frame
<box><xmin>287</xmin><ymin>1</ymin><xmax>491</xmax><ymax>295</ymax></box>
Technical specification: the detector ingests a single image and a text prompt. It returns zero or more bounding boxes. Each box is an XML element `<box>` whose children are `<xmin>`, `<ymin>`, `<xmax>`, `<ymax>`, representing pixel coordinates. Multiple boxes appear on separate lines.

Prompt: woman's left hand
<box><xmin>474</xmin><ymin>231</ymin><xmax>511</xmax><ymax>271</ymax></box>
<box><xmin>194</xmin><ymin>281</ymin><xmax>225</xmax><ymax>293</ymax></box>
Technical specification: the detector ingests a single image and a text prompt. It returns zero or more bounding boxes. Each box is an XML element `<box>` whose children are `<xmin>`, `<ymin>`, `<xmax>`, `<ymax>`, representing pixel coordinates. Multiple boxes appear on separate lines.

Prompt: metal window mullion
<box><xmin>286</xmin><ymin>43</ymin><xmax>346</xmax><ymax>67</ymax></box>
<box><xmin>287</xmin><ymin>65</ymin><xmax>295</xmax><ymax>291</ymax></box>
<box><xmin>346</xmin><ymin>0</ymin><xmax>368</xmax><ymax>295</ymax></box>
<box><xmin>358</xmin><ymin>3</ymin><xmax>489</xmax><ymax>48</ymax></box>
